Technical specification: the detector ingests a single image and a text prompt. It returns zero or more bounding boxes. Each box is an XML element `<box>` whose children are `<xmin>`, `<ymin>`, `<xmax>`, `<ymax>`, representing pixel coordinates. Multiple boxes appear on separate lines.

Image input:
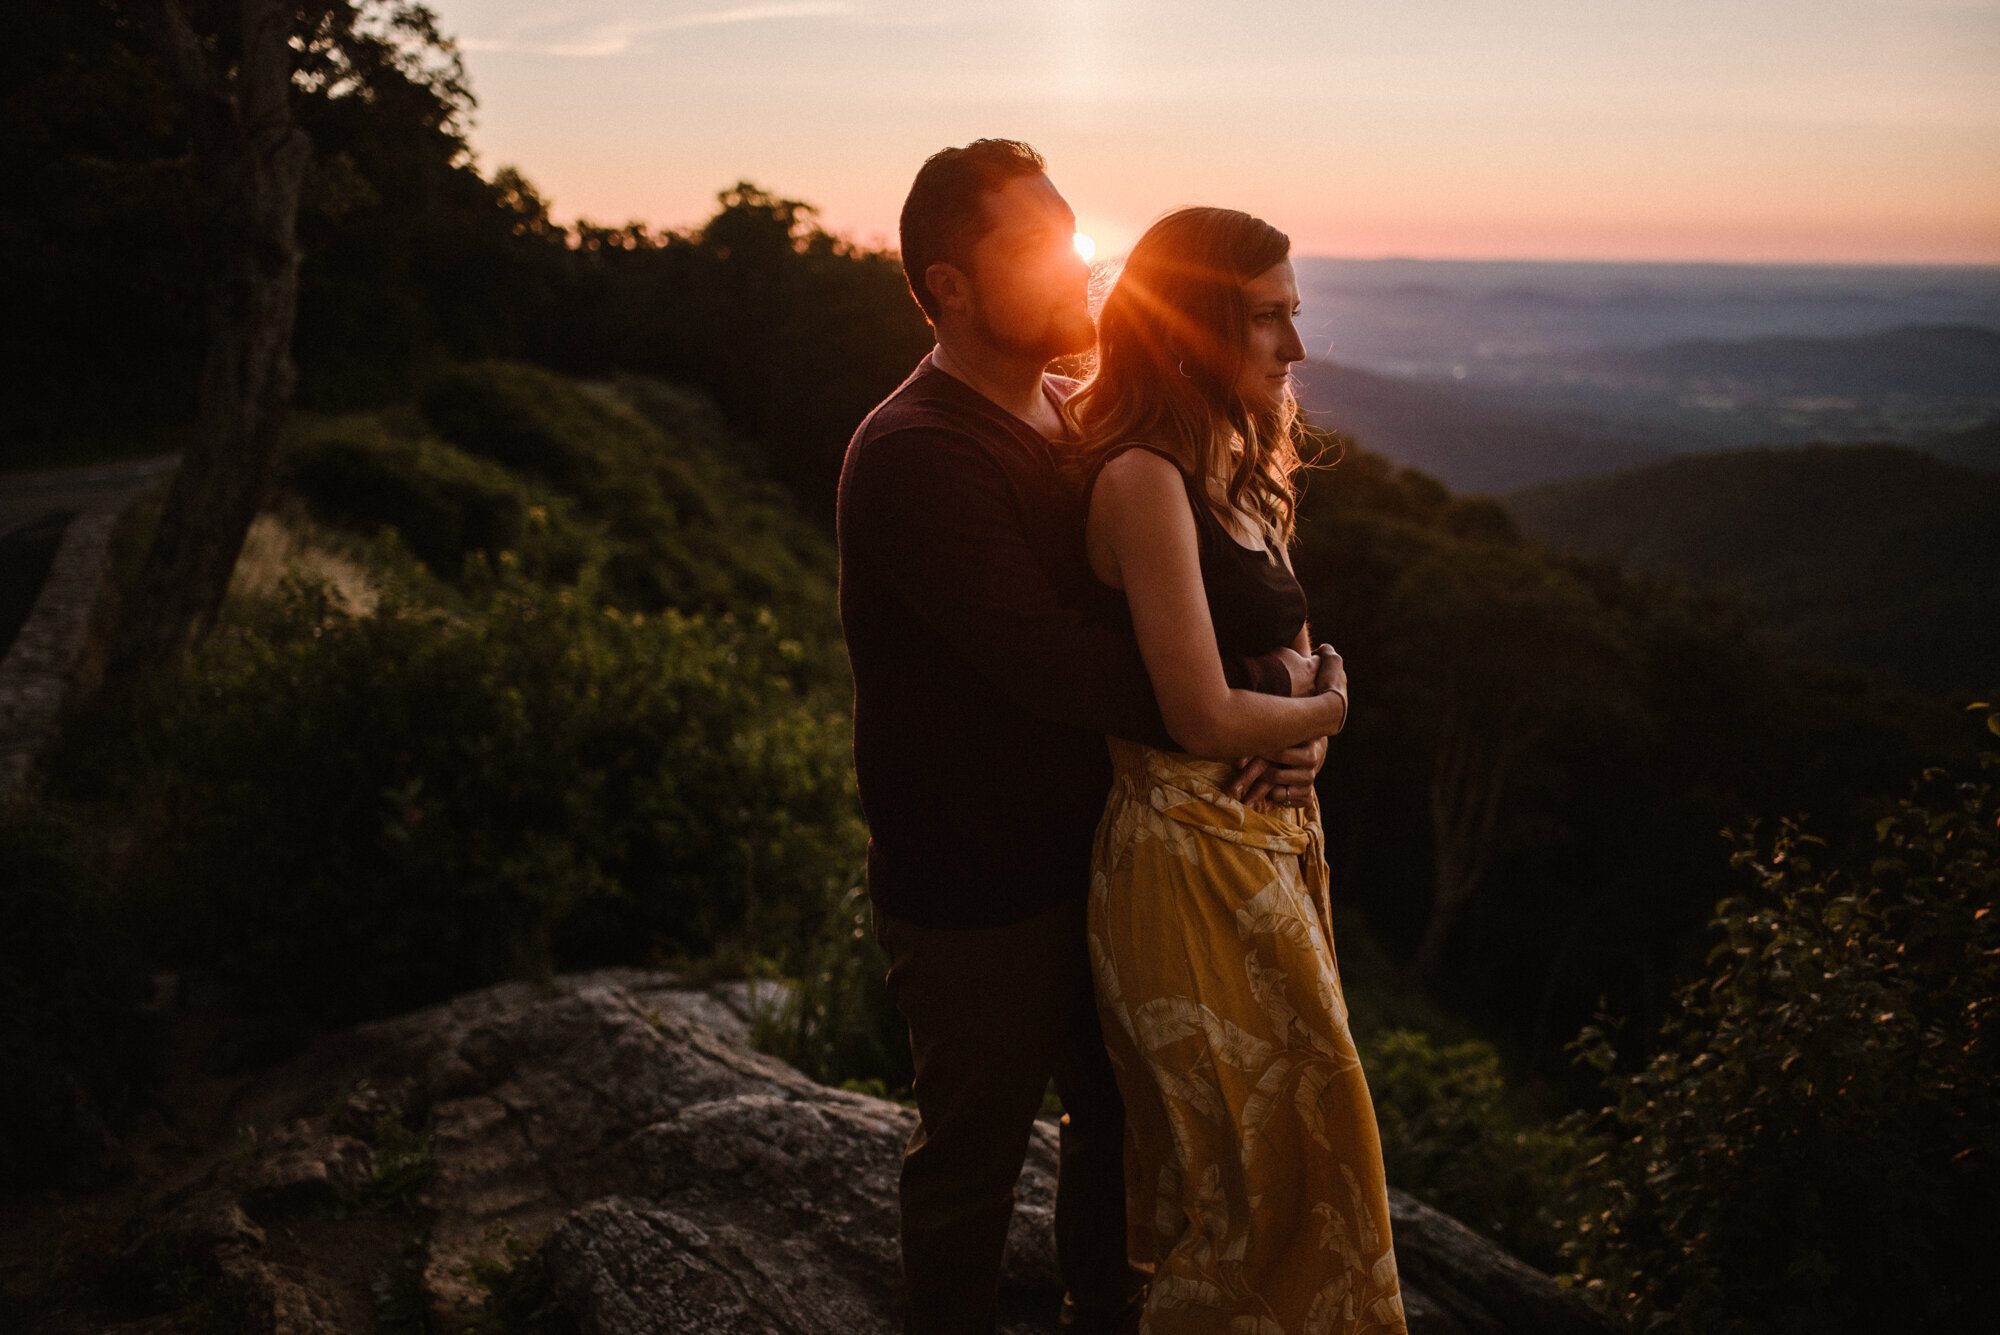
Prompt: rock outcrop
<box><xmin>15</xmin><ymin>970</ymin><xmax>1608</xmax><ymax>1334</ymax></box>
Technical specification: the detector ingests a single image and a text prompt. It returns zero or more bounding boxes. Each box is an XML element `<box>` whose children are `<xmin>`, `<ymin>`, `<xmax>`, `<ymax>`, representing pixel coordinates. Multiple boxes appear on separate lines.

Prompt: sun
<box><xmin>1073</xmin><ymin>232</ymin><xmax>1096</xmax><ymax>262</ymax></box>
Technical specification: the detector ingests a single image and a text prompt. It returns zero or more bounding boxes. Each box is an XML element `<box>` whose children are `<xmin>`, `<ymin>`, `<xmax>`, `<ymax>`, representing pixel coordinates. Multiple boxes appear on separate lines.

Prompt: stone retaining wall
<box><xmin>0</xmin><ymin>510</ymin><xmax>120</xmax><ymax>794</ymax></box>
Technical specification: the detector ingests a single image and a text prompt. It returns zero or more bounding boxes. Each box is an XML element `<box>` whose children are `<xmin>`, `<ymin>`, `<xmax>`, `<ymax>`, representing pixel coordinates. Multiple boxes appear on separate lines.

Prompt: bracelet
<box><xmin>1324</xmin><ymin>683</ymin><xmax>1348</xmax><ymax>734</ymax></box>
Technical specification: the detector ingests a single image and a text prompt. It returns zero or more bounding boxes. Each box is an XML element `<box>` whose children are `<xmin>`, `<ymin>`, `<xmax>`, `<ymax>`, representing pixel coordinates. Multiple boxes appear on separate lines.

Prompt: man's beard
<box><xmin>970</xmin><ymin>292</ymin><xmax>1095</xmax><ymax>363</ymax></box>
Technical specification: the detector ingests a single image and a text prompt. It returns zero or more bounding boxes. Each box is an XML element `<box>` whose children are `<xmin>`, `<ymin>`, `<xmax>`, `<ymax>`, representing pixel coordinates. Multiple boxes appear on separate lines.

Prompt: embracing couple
<box><xmin>837</xmin><ymin>140</ymin><xmax>1408</xmax><ymax>1335</ymax></box>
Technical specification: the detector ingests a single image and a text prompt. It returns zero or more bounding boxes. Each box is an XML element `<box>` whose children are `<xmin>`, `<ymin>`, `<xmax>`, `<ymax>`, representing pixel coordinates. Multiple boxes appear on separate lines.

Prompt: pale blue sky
<box><xmin>431</xmin><ymin>0</ymin><xmax>2000</xmax><ymax>260</ymax></box>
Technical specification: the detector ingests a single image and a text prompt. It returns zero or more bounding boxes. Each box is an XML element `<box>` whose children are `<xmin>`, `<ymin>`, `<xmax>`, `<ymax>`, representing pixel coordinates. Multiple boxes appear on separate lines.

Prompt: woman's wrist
<box><xmin>1321</xmin><ymin>682</ymin><xmax>1348</xmax><ymax>734</ymax></box>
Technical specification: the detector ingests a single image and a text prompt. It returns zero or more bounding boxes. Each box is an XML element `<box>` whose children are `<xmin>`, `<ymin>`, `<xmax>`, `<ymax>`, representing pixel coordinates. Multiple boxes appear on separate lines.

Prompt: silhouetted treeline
<box><xmin>2</xmin><ymin>0</ymin><xmax>932</xmax><ymax>520</ymax></box>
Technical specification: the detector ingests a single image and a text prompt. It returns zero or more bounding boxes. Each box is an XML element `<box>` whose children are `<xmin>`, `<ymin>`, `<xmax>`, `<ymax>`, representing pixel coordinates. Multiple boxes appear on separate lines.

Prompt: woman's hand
<box><xmin>1229</xmin><ymin>645</ymin><xmax>1346</xmax><ymax>807</ymax></box>
<box><xmin>1229</xmin><ymin>737</ymin><xmax>1327</xmax><ymax>807</ymax></box>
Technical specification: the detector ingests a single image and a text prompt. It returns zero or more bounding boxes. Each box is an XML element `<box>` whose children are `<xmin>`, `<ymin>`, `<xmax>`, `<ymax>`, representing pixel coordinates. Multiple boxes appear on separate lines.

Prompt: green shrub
<box><xmin>139</xmin><ymin>559</ymin><xmax>865</xmax><ymax>1025</ymax></box>
<box><xmin>417</xmin><ymin>362</ymin><xmax>725</xmax><ymax>578</ymax></box>
<box><xmin>279</xmin><ymin>413</ymin><xmax>598</xmax><ymax>582</ymax></box>
<box><xmin>1365</xmin><ymin>1029</ymin><xmax>1589</xmax><ymax>1272</ymax></box>
<box><xmin>398</xmin><ymin>365</ymin><xmax>843</xmax><ymax>676</ymax></box>
<box><xmin>1564</xmin><ymin>713</ymin><xmax>2000</xmax><ymax>1332</ymax></box>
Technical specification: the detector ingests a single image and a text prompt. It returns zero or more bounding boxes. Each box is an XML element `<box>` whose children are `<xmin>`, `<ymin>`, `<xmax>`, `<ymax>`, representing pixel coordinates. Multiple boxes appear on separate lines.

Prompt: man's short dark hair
<box><xmin>899</xmin><ymin>139</ymin><xmax>1048</xmax><ymax>323</ymax></box>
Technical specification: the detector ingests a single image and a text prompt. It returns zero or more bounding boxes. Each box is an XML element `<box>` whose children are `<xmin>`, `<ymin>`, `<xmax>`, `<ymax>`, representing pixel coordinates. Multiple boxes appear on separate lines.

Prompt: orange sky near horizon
<box><xmin>433</xmin><ymin>1</ymin><xmax>2000</xmax><ymax>265</ymax></box>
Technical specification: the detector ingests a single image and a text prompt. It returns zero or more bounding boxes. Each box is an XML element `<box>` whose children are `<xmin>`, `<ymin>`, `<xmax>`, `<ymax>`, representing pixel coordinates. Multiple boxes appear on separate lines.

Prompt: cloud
<box><xmin>460</xmin><ymin>2</ymin><xmax>855</xmax><ymax>57</ymax></box>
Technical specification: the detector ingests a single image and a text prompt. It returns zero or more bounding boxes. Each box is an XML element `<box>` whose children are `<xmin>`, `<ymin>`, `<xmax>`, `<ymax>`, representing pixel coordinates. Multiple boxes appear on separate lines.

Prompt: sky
<box><xmin>430</xmin><ymin>0</ymin><xmax>2000</xmax><ymax>263</ymax></box>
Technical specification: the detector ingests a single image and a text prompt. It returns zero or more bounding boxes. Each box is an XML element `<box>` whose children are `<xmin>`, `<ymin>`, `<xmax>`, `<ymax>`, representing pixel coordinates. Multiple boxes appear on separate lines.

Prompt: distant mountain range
<box><xmin>1293</xmin><ymin>259</ymin><xmax>2000</xmax><ymax>373</ymax></box>
<box><xmin>1506</xmin><ymin>444</ymin><xmax>2000</xmax><ymax>695</ymax></box>
<box><xmin>1566</xmin><ymin>323</ymin><xmax>2000</xmax><ymax>401</ymax></box>
<box><xmin>1292</xmin><ymin>360</ymin><xmax>1668</xmax><ymax>493</ymax></box>
<box><xmin>1296</xmin><ymin>323</ymin><xmax>2000</xmax><ymax>494</ymax></box>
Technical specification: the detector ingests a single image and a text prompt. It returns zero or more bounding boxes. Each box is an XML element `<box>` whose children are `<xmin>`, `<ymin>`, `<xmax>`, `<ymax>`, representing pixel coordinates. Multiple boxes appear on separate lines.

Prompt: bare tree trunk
<box><xmin>110</xmin><ymin>0</ymin><xmax>310</xmax><ymax>677</ymax></box>
<box><xmin>1414</xmin><ymin>705</ymin><xmax>1520</xmax><ymax>988</ymax></box>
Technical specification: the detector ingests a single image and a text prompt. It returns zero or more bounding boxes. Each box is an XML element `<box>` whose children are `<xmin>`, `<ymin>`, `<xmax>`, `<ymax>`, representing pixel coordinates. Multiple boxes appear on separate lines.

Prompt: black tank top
<box><xmin>1084</xmin><ymin>445</ymin><xmax>1308</xmax><ymax>660</ymax></box>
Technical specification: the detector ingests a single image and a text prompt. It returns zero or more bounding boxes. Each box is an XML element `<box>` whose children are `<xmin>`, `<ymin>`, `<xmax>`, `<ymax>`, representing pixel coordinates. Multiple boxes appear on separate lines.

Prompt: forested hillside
<box><xmin>1508</xmin><ymin>444</ymin><xmax>2000</xmax><ymax>695</ymax></box>
<box><xmin>1287</xmin><ymin>445</ymin><xmax>1957</xmax><ymax>1058</ymax></box>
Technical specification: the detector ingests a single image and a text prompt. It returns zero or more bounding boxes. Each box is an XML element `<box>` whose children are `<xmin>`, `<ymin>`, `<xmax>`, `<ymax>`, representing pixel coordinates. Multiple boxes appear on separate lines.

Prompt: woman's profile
<box><xmin>1067</xmin><ymin>207</ymin><xmax>1408</xmax><ymax>1333</ymax></box>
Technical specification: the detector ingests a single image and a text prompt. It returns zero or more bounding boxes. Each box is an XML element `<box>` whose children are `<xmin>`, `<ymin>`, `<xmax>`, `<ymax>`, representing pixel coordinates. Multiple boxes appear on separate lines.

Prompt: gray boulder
<box><xmin>27</xmin><ymin>970</ymin><xmax>1607</xmax><ymax>1334</ymax></box>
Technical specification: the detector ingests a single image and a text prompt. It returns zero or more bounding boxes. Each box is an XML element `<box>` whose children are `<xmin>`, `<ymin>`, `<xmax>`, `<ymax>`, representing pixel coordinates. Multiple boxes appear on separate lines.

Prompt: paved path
<box><xmin>0</xmin><ymin>455</ymin><xmax>180</xmax><ymax>538</ymax></box>
<box><xmin>0</xmin><ymin>455</ymin><xmax>179</xmax><ymax>793</ymax></box>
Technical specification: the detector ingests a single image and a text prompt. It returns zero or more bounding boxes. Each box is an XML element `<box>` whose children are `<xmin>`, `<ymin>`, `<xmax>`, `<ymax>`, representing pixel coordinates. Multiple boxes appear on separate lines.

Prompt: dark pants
<box><xmin>876</xmin><ymin>896</ymin><xmax>1145</xmax><ymax>1335</ymax></box>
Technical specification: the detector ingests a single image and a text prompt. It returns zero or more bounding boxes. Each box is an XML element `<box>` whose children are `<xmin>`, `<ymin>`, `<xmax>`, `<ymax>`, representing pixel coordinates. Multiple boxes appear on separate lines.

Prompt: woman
<box><xmin>1066</xmin><ymin>208</ymin><xmax>1408</xmax><ymax>1333</ymax></box>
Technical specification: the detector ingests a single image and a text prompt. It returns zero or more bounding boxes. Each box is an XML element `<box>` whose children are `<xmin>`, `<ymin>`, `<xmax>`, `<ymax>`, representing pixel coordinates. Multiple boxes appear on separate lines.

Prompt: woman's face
<box><xmin>1233</xmin><ymin>259</ymin><xmax>1305</xmax><ymax>415</ymax></box>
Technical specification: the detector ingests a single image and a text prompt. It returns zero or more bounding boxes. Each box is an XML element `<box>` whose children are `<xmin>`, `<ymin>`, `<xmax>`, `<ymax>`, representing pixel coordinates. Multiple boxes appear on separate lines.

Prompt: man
<box><xmin>836</xmin><ymin>139</ymin><xmax>1335</xmax><ymax>1334</ymax></box>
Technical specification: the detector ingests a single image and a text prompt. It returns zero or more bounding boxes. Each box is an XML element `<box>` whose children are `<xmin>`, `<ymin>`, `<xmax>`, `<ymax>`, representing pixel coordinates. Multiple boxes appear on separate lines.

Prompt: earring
<box><xmin>1177</xmin><ymin>359</ymin><xmax>1194</xmax><ymax>379</ymax></box>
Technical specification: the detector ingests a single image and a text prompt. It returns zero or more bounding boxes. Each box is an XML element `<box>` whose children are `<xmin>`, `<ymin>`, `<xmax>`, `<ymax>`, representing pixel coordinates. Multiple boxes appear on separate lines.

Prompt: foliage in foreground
<box><xmin>1564</xmin><ymin>712</ymin><xmax>2000</xmax><ymax>1332</ymax></box>
<box><xmin>1364</xmin><ymin>1030</ymin><xmax>1590</xmax><ymax>1275</ymax></box>
<box><xmin>137</xmin><ymin>559</ymin><xmax>864</xmax><ymax>1025</ymax></box>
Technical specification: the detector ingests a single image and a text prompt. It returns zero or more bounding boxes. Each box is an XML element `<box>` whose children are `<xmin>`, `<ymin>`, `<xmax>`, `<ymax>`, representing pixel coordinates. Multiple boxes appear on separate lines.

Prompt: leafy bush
<box><xmin>279</xmin><ymin>412</ymin><xmax>597</xmax><ymax>582</ymax></box>
<box><xmin>284</xmin><ymin>366</ymin><xmax>845</xmax><ymax>676</ymax></box>
<box><xmin>138</xmin><ymin>558</ymin><xmax>864</xmax><ymax>1024</ymax></box>
<box><xmin>420</xmin><ymin>362</ymin><xmax>640</xmax><ymax>500</ymax></box>
<box><xmin>1564</xmin><ymin>712</ymin><xmax>2000</xmax><ymax>1331</ymax></box>
<box><xmin>1364</xmin><ymin>1029</ymin><xmax>1590</xmax><ymax>1272</ymax></box>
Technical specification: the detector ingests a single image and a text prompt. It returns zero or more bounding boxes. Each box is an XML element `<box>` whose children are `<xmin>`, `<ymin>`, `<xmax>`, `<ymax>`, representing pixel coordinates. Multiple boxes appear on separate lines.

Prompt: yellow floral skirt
<box><xmin>1087</xmin><ymin>739</ymin><xmax>1408</xmax><ymax>1335</ymax></box>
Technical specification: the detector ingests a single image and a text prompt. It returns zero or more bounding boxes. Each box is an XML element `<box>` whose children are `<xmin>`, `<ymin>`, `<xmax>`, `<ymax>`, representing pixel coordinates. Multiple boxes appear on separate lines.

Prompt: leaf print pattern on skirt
<box><xmin>1089</xmin><ymin>738</ymin><xmax>1408</xmax><ymax>1335</ymax></box>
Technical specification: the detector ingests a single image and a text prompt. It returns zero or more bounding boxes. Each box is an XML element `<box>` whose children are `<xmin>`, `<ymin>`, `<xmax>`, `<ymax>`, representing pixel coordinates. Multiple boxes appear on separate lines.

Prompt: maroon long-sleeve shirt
<box><xmin>837</xmin><ymin>356</ymin><xmax>1283</xmax><ymax>928</ymax></box>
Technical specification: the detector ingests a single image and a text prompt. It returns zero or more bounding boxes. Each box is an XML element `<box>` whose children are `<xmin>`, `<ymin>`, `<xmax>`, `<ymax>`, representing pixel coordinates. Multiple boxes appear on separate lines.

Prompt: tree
<box><xmin>109</xmin><ymin>0</ymin><xmax>311</xmax><ymax>673</ymax></box>
<box><xmin>107</xmin><ymin>1</ymin><xmax>470</xmax><ymax>673</ymax></box>
<box><xmin>1</xmin><ymin>1</ymin><xmax>203</xmax><ymax>447</ymax></box>
<box><xmin>0</xmin><ymin>1</ymin><xmax>479</xmax><ymax>453</ymax></box>
<box><xmin>514</xmin><ymin>182</ymin><xmax>933</xmax><ymax>522</ymax></box>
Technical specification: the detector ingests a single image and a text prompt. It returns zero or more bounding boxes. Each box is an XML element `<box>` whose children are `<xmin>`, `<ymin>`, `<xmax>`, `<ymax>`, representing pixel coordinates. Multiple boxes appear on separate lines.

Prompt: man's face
<box><xmin>958</xmin><ymin>172</ymin><xmax>1095</xmax><ymax>361</ymax></box>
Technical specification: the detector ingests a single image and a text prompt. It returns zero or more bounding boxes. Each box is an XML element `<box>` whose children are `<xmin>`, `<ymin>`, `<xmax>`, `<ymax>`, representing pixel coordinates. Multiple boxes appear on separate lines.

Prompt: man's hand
<box><xmin>1264</xmin><ymin>644</ymin><xmax>1346</xmax><ymax>700</ymax></box>
<box><xmin>1268</xmin><ymin>646</ymin><xmax>1318</xmax><ymax>696</ymax></box>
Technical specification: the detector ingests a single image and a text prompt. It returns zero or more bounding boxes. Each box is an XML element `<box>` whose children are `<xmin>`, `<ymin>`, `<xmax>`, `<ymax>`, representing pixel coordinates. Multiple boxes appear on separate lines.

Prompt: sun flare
<box><xmin>1073</xmin><ymin>232</ymin><xmax>1095</xmax><ymax>262</ymax></box>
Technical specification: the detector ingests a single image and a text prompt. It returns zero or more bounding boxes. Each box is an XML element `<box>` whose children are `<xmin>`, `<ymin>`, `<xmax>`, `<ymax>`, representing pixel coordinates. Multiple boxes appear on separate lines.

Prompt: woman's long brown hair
<box><xmin>1065</xmin><ymin>207</ymin><xmax>1309</xmax><ymax>544</ymax></box>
